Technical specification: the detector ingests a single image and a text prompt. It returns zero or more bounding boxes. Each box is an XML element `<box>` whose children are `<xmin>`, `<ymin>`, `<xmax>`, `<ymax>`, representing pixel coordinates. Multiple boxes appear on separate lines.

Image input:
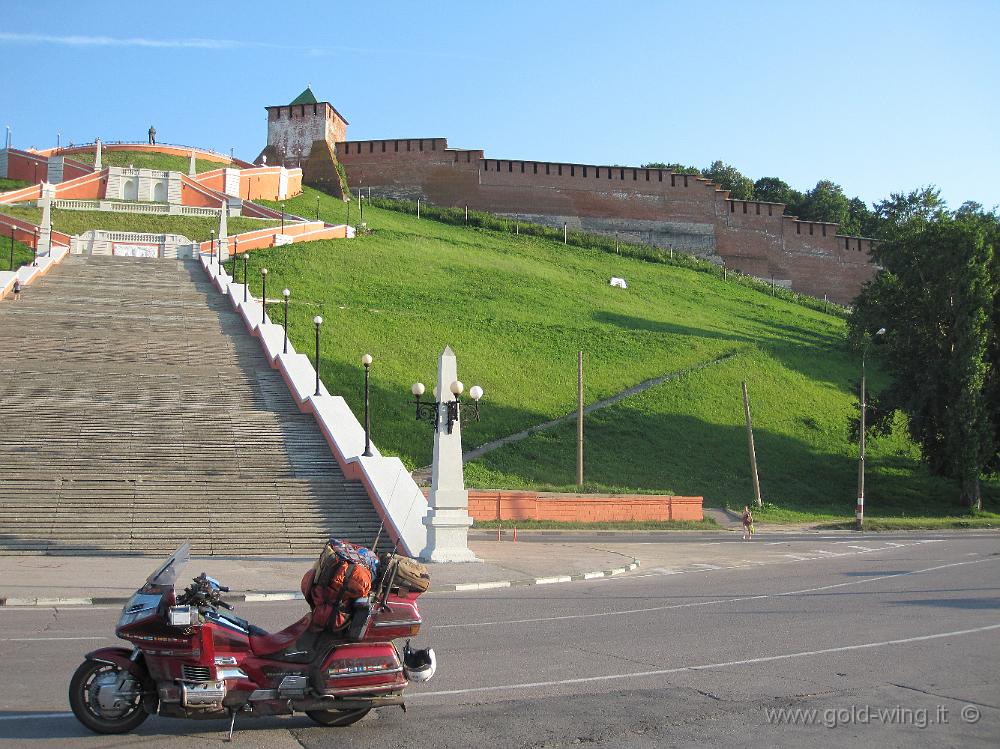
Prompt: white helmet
<box><xmin>403</xmin><ymin>641</ymin><xmax>436</xmax><ymax>683</ymax></box>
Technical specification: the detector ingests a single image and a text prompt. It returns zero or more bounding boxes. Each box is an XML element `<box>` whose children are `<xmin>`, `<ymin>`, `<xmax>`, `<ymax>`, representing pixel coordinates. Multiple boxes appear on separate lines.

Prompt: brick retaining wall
<box><xmin>468</xmin><ymin>490</ymin><xmax>703</xmax><ymax>523</ymax></box>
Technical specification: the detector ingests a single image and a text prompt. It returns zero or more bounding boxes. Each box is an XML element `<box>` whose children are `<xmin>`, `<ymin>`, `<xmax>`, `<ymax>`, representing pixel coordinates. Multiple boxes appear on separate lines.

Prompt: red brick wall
<box><xmin>6</xmin><ymin>150</ymin><xmax>47</xmax><ymax>183</ymax></box>
<box><xmin>467</xmin><ymin>490</ymin><xmax>703</xmax><ymax>523</ymax></box>
<box><xmin>332</xmin><ymin>138</ymin><xmax>877</xmax><ymax>304</ymax></box>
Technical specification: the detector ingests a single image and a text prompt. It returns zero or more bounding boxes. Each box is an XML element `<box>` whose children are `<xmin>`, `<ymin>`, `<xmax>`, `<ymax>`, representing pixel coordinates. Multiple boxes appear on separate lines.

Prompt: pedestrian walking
<box><xmin>12</xmin><ymin>278</ymin><xmax>22</xmax><ymax>301</ymax></box>
<box><xmin>148</xmin><ymin>125</ymin><xmax>157</xmax><ymax>145</ymax></box>
<box><xmin>742</xmin><ymin>505</ymin><xmax>754</xmax><ymax>541</ymax></box>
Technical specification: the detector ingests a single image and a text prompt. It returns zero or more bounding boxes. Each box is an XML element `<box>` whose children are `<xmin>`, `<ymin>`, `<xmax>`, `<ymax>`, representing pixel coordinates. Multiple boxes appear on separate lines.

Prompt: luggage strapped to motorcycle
<box><xmin>304</xmin><ymin>539</ymin><xmax>374</xmax><ymax>633</ymax></box>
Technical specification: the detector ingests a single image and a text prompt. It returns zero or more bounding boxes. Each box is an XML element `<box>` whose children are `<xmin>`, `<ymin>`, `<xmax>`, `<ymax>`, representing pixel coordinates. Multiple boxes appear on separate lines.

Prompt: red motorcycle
<box><xmin>69</xmin><ymin>543</ymin><xmax>435</xmax><ymax>737</ymax></box>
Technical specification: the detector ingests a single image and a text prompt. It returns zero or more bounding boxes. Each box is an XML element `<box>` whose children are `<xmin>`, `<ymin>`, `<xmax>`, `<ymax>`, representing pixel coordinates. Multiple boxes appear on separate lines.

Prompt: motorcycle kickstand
<box><xmin>226</xmin><ymin>709</ymin><xmax>237</xmax><ymax>742</ymax></box>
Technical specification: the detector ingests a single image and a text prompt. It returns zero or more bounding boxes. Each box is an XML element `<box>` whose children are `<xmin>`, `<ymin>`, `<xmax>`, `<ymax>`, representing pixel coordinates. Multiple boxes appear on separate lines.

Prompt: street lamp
<box><xmin>280</xmin><ymin>203</ymin><xmax>285</xmax><ymax>235</ymax></box>
<box><xmin>857</xmin><ymin>327</ymin><xmax>886</xmax><ymax>531</ymax></box>
<box><xmin>33</xmin><ymin>227</ymin><xmax>38</xmax><ymax>266</ymax></box>
<box><xmin>316</xmin><ymin>196</ymin><xmax>320</xmax><ymax>221</ymax></box>
<box><xmin>242</xmin><ymin>251</ymin><xmax>248</xmax><ymax>303</ymax></box>
<box><xmin>411</xmin><ymin>380</ymin><xmax>484</xmax><ymax>434</ymax></box>
<box><xmin>210</xmin><ymin>230</ymin><xmax>216</xmax><ymax>266</ymax></box>
<box><xmin>362</xmin><ymin>353</ymin><xmax>373</xmax><ymax>456</ymax></box>
<box><xmin>282</xmin><ymin>289</ymin><xmax>290</xmax><ymax>354</ymax></box>
<box><xmin>8</xmin><ymin>225</ymin><xmax>14</xmax><ymax>271</ymax></box>
<box><xmin>260</xmin><ymin>268</ymin><xmax>268</xmax><ymax>325</ymax></box>
<box><xmin>313</xmin><ymin>316</ymin><xmax>323</xmax><ymax>396</ymax></box>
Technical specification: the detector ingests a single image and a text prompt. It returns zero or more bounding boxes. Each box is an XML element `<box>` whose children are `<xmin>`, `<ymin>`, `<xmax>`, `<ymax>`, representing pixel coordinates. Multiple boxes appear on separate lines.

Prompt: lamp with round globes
<box><xmin>412</xmin><ymin>376</ymin><xmax>484</xmax><ymax>434</ymax></box>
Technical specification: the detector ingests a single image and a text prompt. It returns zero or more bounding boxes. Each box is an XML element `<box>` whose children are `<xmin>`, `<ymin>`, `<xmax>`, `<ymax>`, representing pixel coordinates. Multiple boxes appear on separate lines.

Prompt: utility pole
<box><xmin>577</xmin><ymin>351</ymin><xmax>584</xmax><ymax>487</ymax></box>
<box><xmin>741</xmin><ymin>381</ymin><xmax>762</xmax><ymax>507</ymax></box>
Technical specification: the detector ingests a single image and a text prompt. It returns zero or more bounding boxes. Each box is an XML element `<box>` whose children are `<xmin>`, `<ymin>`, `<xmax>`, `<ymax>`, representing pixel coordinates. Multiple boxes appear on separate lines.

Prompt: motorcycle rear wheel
<box><xmin>305</xmin><ymin>708</ymin><xmax>371</xmax><ymax>727</ymax></box>
<box><xmin>69</xmin><ymin>660</ymin><xmax>148</xmax><ymax>734</ymax></box>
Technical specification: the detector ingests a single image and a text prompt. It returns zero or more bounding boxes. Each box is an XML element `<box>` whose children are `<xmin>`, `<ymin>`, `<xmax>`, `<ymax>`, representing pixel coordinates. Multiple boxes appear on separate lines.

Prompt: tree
<box><xmin>641</xmin><ymin>162</ymin><xmax>701</xmax><ymax>175</ymax></box>
<box><xmin>701</xmin><ymin>160</ymin><xmax>754</xmax><ymax>200</ymax></box>
<box><xmin>843</xmin><ymin>197</ymin><xmax>874</xmax><ymax>237</ymax></box>
<box><xmin>753</xmin><ymin>177</ymin><xmax>804</xmax><ymax>213</ymax></box>
<box><xmin>870</xmin><ymin>186</ymin><xmax>945</xmax><ymax>237</ymax></box>
<box><xmin>849</xmin><ymin>207</ymin><xmax>999</xmax><ymax>509</ymax></box>
<box><xmin>798</xmin><ymin>180</ymin><xmax>851</xmax><ymax>226</ymax></box>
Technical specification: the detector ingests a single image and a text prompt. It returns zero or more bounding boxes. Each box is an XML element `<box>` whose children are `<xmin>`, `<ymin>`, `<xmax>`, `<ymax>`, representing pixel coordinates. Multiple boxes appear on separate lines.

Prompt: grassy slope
<box><xmin>0</xmin><ymin>206</ymin><xmax>279</xmax><ymax>242</ymax></box>
<box><xmin>66</xmin><ymin>150</ymin><xmax>226</xmax><ymax>174</ymax></box>
<box><xmin>2</xmin><ymin>239</ymin><xmax>34</xmax><ymax>271</ymax></box>
<box><xmin>243</xmin><ymin>187</ymin><xmax>998</xmax><ymax>522</ymax></box>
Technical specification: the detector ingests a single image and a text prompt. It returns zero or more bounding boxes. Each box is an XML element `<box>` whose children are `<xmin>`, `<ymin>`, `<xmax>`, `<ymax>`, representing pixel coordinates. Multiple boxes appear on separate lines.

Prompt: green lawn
<box><xmin>0</xmin><ymin>206</ymin><xmax>279</xmax><ymax>242</ymax></box>
<box><xmin>2</xmin><ymin>238</ymin><xmax>34</xmax><ymax>271</ymax></box>
<box><xmin>0</xmin><ymin>179</ymin><xmax>29</xmax><ymax>192</ymax></box>
<box><xmin>235</xmin><ymin>186</ymin><xmax>998</xmax><ymax>522</ymax></box>
<box><xmin>66</xmin><ymin>150</ymin><xmax>228</xmax><ymax>174</ymax></box>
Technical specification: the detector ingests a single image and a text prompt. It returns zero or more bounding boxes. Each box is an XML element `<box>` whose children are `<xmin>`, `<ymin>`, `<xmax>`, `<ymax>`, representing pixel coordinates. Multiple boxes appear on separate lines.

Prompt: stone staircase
<box><xmin>0</xmin><ymin>254</ymin><xmax>383</xmax><ymax>555</ymax></box>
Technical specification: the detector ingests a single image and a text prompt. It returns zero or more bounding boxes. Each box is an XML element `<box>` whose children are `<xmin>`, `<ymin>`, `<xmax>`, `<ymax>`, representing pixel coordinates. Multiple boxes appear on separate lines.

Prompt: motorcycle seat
<box><xmin>248</xmin><ymin>614</ymin><xmax>314</xmax><ymax>657</ymax></box>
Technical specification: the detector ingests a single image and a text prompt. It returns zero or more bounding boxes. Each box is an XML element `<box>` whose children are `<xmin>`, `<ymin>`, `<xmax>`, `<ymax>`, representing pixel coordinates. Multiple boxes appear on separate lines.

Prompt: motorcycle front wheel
<box><xmin>305</xmin><ymin>708</ymin><xmax>371</xmax><ymax>727</ymax></box>
<box><xmin>69</xmin><ymin>660</ymin><xmax>149</xmax><ymax>734</ymax></box>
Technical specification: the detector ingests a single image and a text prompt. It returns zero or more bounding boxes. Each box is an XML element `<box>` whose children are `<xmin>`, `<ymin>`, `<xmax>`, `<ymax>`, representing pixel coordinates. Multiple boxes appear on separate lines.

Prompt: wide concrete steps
<box><xmin>0</xmin><ymin>254</ymin><xmax>383</xmax><ymax>555</ymax></box>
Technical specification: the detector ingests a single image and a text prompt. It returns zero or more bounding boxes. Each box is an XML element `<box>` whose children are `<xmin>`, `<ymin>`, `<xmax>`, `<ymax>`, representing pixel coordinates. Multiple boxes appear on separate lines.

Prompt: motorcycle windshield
<box><xmin>145</xmin><ymin>541</ymin><xmax>190</xmax><ymax>587</ymax></box>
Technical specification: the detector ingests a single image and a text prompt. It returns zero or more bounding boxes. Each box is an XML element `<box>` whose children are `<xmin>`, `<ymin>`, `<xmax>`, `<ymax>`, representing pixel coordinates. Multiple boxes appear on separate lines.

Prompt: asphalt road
<box><xmin>1</xmin><ymin>533</ymin><xmax>997</xmax><ymax>748</ymax></box>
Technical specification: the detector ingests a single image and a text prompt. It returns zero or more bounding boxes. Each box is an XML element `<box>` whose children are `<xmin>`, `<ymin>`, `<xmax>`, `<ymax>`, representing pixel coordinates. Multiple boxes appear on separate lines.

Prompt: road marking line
<box><xmin>3</xmin><ymin>597</ymin><xmax>93</xmax><ymax>606</ymax></box>
<box><xmin>0</xmin><ymin>636</ymin><xmax>108</xmax><ymax>642</ymax></box>
<box><xmin>244</xmin><ymin>592</ymin><xmax>303</xmax><ymax>602</ymax></box>
<box><xmin>431</xmin><ymin>557</ymin><xmax>997</xmax><ymax>631</ymax></box>
<box><xmin>0</xmin><ymin>711</ymin><xmax>75</xmax><ymax>722</ymax></box>
<box><xmin>455</xmin><ymin>581</ymin><xmax>512</xmax><ymax>591</ymax></box>
<box><xmin>412</xmin><ymin>622</ymin><xmax>1000</xmax><ymax>699</ymax></box>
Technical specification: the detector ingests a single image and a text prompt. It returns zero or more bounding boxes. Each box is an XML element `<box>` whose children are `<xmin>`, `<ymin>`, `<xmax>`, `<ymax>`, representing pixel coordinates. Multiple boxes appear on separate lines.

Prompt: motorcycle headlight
<box><xmin>118</xmin><ymin>593</ymin><xmax>163</xmax><ymax>628</ymax></box>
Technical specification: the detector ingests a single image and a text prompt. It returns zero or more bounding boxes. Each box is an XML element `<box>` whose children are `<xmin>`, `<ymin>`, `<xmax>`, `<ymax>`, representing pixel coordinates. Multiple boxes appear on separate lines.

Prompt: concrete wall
<box><xmin>332</xmin><ymin>137</ymin><xmax>877</xmax><ymax>304</ymax></box>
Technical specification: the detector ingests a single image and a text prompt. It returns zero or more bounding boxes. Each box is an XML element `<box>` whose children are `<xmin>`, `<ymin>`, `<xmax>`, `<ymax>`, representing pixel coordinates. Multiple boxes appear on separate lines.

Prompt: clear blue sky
<box><xmin>3</xmin><ymin>0</ymin><xmax>997</xmax><ymax>209</ymax></box>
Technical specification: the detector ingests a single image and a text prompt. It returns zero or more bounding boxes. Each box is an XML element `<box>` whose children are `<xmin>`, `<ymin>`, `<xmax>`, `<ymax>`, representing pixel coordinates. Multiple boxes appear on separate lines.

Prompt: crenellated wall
<box><xmin>332</xmin><ymin>137</ymin><xmax>876</xmax><ymax>304</ymax></box>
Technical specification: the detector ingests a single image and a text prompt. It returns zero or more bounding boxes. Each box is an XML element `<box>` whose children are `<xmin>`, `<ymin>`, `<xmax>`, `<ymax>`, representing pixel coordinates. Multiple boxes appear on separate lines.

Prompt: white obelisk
<box><xmin>217</xmin><ymin>204</ymin><xmax>228</xmax><ymax>262</ymax></box>
<box><xmin>422</xmin><ymin>346</ymin><xmax>477</xmax><ymax>562</ymax></box>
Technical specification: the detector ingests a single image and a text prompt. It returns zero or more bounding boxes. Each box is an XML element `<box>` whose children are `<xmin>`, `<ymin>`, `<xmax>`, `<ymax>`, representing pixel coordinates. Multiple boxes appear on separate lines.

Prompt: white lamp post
<box><xmin>857</xmin><ymin>327</ymin><xmax>886</xmax><ymax>530</ymax></box>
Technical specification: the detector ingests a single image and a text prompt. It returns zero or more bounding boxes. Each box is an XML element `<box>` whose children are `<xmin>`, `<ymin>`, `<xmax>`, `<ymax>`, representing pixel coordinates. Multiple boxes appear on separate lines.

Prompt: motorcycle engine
<box><xmin>181</xmin><ymin>681</ymin><xmax>227</xmax><ymax>708</ymax></box>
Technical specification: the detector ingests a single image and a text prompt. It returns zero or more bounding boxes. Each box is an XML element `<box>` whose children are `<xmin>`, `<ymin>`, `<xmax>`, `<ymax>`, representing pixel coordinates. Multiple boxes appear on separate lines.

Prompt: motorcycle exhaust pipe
<box><xmin>291</xmin><ymin>695</ymin><xmax>405</xmax><ymax>712</ymax></box>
